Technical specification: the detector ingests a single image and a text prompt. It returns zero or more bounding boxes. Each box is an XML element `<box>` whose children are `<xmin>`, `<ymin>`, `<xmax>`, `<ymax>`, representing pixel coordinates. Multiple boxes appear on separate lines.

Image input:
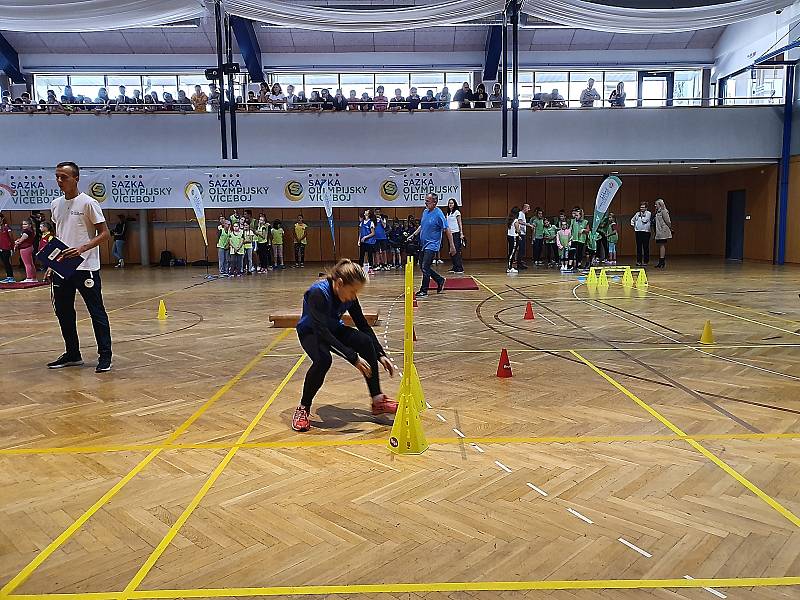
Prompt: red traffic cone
<box><xmin>496</xmin><ymin>348</ymin><xmax>512</xmax><ymax>378</ymax></box>
<box><xmin>413</xmin><ymin>327</ymin><xmax>417</xmax><ymax>342</ymax></box>
<box><xmin>523</xmin><ymin>301</ymin><xmax>535</xmax><ymax>320</ymax></box>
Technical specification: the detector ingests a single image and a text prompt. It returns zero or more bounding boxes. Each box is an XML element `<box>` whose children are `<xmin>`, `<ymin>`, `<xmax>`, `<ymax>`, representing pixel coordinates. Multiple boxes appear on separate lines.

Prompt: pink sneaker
<box><xmin>291</xmin><ymin>406</ymin><xmax>310</xmax><ymax>431</ymax></box>
<box><xmin>372</xmin><ymin>394</ymin><xmax>398</xmax><ymax>415</ymax></box>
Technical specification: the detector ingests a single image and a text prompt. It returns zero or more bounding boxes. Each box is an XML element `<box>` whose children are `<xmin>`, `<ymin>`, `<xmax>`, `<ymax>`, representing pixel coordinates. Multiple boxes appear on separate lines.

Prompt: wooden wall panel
<box><xmin>786</xmin><ymin>156</ymin><xmax>800</xmax><ymax>264</ymax></box>
<box><xmin>488</xmin><ymin>178</ymin><xmax>508</xmax><ymax>219</ymax></box>
<box><xmin>545</xmin><ymin>178</ymin><xmax>565</xmax><ymax>216</ymax></box>
<box><xmin>564</xmin><ymin>178</ymin><xmax>583</xmax><ymax>214</ymax></box>
<box><xmin>525</xmin><ymin>178</ymin><xmax>546</xmax><ymax>211</ymax></box>
<box><xmin>468</xmin><ymin>179</ymin><xmax>489</xmax><ymax>217</ymax></box>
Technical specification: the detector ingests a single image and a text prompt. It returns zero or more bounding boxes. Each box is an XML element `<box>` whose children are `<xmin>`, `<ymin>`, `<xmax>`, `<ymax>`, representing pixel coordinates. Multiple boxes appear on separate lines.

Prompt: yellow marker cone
<box><xmin>157</xmin><ymin>299</ymin><xmax>168</xmax><ymax>320</ymax></box>
<box><xmin>622</xmin><ymin>267</ymin><xmax>634</xmax><ymax>288</ymax></box>
<box><xmin>598</xmin><ymin>268</ymin><xmax>609</xmax><ymax>288</ymax></box>
<box><xmin>586</xmin><ymin>267</ymin><xmax>598</xmax><ymax>286</ymax></box>
<box><xmin>388</xmin><ymin>382</ymin><xmax>429</xmax><ymax>455</ymax></box>
<box><xmin>700</xmin><ymin>320</ymin><xmax>715</xmax><ymax>344</ymax></box>
<box><xmin>636</xmin><ymin>268</ymin><xmax>648</xmax><ymax>288</ymax></box>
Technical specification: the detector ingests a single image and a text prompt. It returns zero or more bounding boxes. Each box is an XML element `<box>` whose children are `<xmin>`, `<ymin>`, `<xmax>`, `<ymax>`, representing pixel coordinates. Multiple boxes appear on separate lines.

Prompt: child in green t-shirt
<box><xmin>585</xmin><ymin>231</ymin><xmax>598</xmax><ymax>271</ymax></box>
<box><xmin>242</xmin><ymin>221</ymin><xmax>255</xmax><ymax>274</ymax></box>
<box><xmin>228</xmin><ymin>222</ymin><xmax>245</xmax><ymax>276</ymax></box>
<box><xmin>216</xmin><ymin>218</ymin><xmax>230</xmax><ymax>276</ymax></box>
<box><xmin>570</xmin><ymin>208</ymin><xmax>589</xmax><ymax>271</ymax></box>
<box><xmin>543</xmin><ymin>218</ymin><xmax>557</xmax><ymax>267</ymax></box>
<box><xmin>270</xmin><ymin>219</ymin><xmax>285</xmax><ymax>269</ymax></box>
<box><xmin>605</xmin><ymin>212</ymin><xmax>619</xmax><ymax>266</ymax></box>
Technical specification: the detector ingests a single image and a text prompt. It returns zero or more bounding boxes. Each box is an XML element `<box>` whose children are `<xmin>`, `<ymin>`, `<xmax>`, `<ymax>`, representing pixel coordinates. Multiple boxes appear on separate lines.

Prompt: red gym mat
<box><xmin>0</xmin><ymin>281</ymin><xmax>49</xmax><ymax>290</ymax></box>
<box><xmin>426</xmin><ymin>276</ymin><xmax>479</xmax><ymax>291</ymax></box>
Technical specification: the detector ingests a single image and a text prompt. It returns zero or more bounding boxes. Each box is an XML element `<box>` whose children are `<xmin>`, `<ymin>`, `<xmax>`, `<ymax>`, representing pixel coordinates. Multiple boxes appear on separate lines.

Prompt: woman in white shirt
<box><xmin>268</xmin><ymin>83</ymin><xmax>286</xmax><ymax>111</ymax></box>
<box><xmin>445</xmin><ymin>198</ymin><xmax>465</xmax><ymax>274</ymax></box>
<box><xmin>506</xmin><ymin>206</ymin><xmax>521</xmax><ymax>274</ymax></box>
<box><xmin>630</xmin><ymin>202</ymin><xmax>652</xmax><ymax>266</ymax></box>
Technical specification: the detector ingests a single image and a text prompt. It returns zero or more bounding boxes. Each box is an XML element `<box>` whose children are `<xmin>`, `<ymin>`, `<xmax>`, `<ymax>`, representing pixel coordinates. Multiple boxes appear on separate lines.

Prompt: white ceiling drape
<box><xmin>523</xmin><ymin>0</ymin><xmax>794</xmax><ymax>34</ymax></box>
<box><xmin>223</xmin><ymin>0</ymin><xmax>505</xmax><ymax>32</ymax></box>
<box><xmin>0</xmin><ymin>0</ymin><xmax>207</xmax><ymax>32</ymax></box>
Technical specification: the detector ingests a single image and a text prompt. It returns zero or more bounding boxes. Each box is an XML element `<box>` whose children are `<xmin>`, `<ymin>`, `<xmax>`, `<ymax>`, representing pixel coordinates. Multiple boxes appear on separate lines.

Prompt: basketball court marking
<box><xmin>571</xmin><ymin>350</ymin><xmax>800</xmax><ymax>528</ymax></box>
<box><xmin>471</xmin><ymin>275</ymin><xmax>503</xmax><ymax>300</ymax></box>
<box><xmin>3</xmin><ymin>575</ymin><xmax>800</xmax><ymax>599</ymax></box>
<box><xmin>117</xmin><ymin>354</ymin><xmax>307</xmax><ymax>599</ymax></box>
<box><xmin>0</xmin><ymin>331</ymin><xmax>291</xmax><ymax>598</ymax></box>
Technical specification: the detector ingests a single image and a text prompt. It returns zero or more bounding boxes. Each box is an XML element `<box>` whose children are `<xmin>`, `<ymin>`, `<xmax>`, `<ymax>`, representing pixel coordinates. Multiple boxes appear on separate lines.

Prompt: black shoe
<box><xmin>47</xmin><ymin>353</ymin><xmax>83</xmax><ymax>369</ymax></box>
<box><xmin>96</xmin><ymin>356</ymin><xmax>112</xmax><ymax>373</ymax></box>
<box><xmin>415</xmin><ymin>290</ymin><xmax>428</xmax><ymax>298</ymax></box>
<box><xmin>518</xmin><ymin>263</ymin><xmax>528</xmax><ymax>270</ymax></box>
<box><xmin>436</xmin><ymin>279</ymin><xmax>446</xmax><ymax>294</ymax></box>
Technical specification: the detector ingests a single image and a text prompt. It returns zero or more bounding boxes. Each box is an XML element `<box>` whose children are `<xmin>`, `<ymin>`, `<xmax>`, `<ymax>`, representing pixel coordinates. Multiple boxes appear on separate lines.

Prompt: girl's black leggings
<box><xmin>298</xmin><ymin>327</ymin><xmax>381</xmax><ymax>408</ymax></box>
<box><xmin>358</xmin><ymin>244</ymin><xmax>375</xmax><ymax>266</ymax></box>
<box><xmin>507</xmin><ymin>235</ymin><xmax>518</xmax><ymax>270</ymax></box>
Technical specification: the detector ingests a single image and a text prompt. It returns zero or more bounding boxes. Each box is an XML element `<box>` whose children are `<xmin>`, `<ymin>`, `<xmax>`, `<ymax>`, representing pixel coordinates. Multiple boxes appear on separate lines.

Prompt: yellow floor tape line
<box><xmin>4</xmin><ymin>576</ymin><xmax>800</xmax><ymax>599</ymax></box>
<box><xmin>0</xmin><ymin>331</ymin><xmax>290</xmax><ymax>598</ymax></box>
<box><xmin>471</xmin><ymin>274</ymin><xmax>504</xmax><ymax>300</ymax></box>
<box><xmin>571</xmin><ymin>350</ymin><xmax>800</xmax><ymax>529</ymax></box>
<box><xmin>4</xmin><ymin>431</ymin><xmax>800</xmax><ymax>457</ymax></box>
<box><xmin>117</xmin><ymin>354</ymin><xmax>306</xmax><ymax>600</ymax></box>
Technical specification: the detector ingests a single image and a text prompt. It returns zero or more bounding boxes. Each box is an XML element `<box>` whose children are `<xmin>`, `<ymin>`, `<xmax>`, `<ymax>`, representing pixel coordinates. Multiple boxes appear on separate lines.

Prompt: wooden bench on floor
<box><xmin>269</xmin><ymin>310</ymin><xmax>380</xmax><ymax>328</ymax></box>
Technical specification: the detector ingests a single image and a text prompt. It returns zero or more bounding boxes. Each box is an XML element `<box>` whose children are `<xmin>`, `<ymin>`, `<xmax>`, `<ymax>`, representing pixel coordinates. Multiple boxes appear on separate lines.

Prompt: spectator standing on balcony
<box><xmin>359</xmin><ymin>92</ymin><xmax>372</xmax><ymax>111</ymax></box>
<box><xmin>373</xmin><ymin>86</ymin><xmax>389</xmax><ymax>112</ymax></box>
<box><xmin>654</xmin><ymin>198</ymin><xmax>672</xmax><ymax>269</ymax></box>
<box><xmin>421</xmin><ymin>90</ymin><xmax>437</xmax><ymax>111</ymax></box>
<box><xmin>473</xmin><ymin>83</ymin><xmax>488</xmax><ymax>108</ymax></box>
<box><xmin>389</xmin><ymin>88</ymin><xmax>406</xmax><ymax>112</ymax></box>
<box><xmin>162</xmin><ymin>92</ymin><xmax>176</xmax><ymax>111</ymax></box>
<box><xmin>454</xmin><ymin>82</ymin><xmax>473</xmax><ymax>109</ymax></box>
<box><xmin>131</xmin><ymin>90</ymin><xmax>143</xmax><ymax>108</ymax></box>
<box><xmin>580</xmin><ymin>78</ymin><xmax>601</xmax><ymax>107</ymax></box>
<box><xmin>309</xmin><ymin>90</ymin><xmax>322</xmax><ymax>111</ymax></box>
<box><xmin>269</xmin><ymin>83</ymin><xmax>286</xmax><ymax>110</ymax></box>
<box><xmin>610</xmin><ymin>82</ymin><xmax>626</xmax><ymax>107</ymax></box>
<box><xmin>143</xmin><ymin>93</ymin><xmax>156</xmax><ymax>112</ymax></box>
<box><xmin>333</xmin><ymin>89</ymin><xmax>348</xmax><ymax>111</ymax></box>
<box><xmin>115</xmin><ymin>86</ymin><xmax>132</xmax><ymax>111</ymax></box>
<box><xmin>630</xmin><ymin>202</ymin><xmax>651</xmax><ymax>266</ymax></box>
<box><xmin>437</xmin><ymin>86</ymin><xmax>451</xmax><ymax>109</ymax></box>
<box><xmin>46</xmin><ymin>90</ymin><xmax>62</xmax><ymax>109</ymax></box>
<box><xmin>489</xmin><ymin>83</ymin><xmax>503</xmax><ymax>108</ymax></box>
<box><xmin>148</xmin><ymin>91</ymin><xmax>163</xmax><ymax>110</ymax></box>
<box><xmin>407</xmin><ymin>87</ymin><xmax>421</xmax><ymax>111</ymax></box>
<box><xmin>320</xmin><ymin>89</ymin><xmax>335</xmax><ymax>111</ymax></box>
<box><xmin>191</xmin><ymin>84</ymin><xmax>208</xmax><ymax>112</ymax></box>
<box><xmin>176</xmin><ymin>90</ymin><xmax>192</xmax><ymax>112</ymax></box>
<box><xmin>1</xmin><ymin>91</ymin><xmax>11</xmax><ymax>112</ymax></box>
<box><xmin>245</xmin><ymin>90</ymin><xmax>257</xmax><ymax>111</ymax></box>
<box><xmin>61</xmin><ymin>85</ymin><xmax>77</xmax><ymax>105</ymax></box>
<box><xmin>295</xmin><ymin>90</ymin><xmax>309</xmax><ymax>110</ymax></box>
<box><xmin>549</xmin><ymin>89</ymin><xmax>566</xmax><ymax>108</ymax></box>
<box><xmin>209</xmin><ymin>83</ymin><xmax>221</xmax><ymax>112</ymax></box>
<box><xmin>286</xmin><ymin>84</ymin><xmax>298</xmax><ymax>109</ymax></box>
<box><xmin>347</xmin><ymin>90</ymin><xmax>360</xmax><ymax>111</ymax></box>
<box><xmin>256</xmin><ymin>82</ymin><xmax>269</xmax><ymax>109</ymax></box>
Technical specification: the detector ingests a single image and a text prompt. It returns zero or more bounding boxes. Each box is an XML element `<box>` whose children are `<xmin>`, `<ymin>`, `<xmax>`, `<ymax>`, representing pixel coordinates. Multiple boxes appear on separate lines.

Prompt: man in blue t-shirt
<box><xmin>409</xmin><ymin>192</ymin><xmax>455</xmax><ymax>297</ymax></box>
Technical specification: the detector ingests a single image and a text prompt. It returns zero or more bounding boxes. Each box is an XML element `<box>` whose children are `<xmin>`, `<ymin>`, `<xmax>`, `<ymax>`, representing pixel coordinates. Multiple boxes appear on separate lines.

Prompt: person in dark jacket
<box><xmin>291</xmin><ymin>259</ymin><xmax>397</xmax><ymax>432</ymax></box>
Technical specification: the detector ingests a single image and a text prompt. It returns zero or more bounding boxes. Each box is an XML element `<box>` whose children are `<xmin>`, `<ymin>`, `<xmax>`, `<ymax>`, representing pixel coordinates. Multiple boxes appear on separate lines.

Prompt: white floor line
<box><xmin>566</xmin><ymin>507</ymin><xmax>593</xmax><ymax>524</ymax></box>
<box><xmin>471</xmin><ymin>443</ymin><xmax>485</xmax><ymax>453</ymax></box>
<box><xmin>452</xmin><ymin>428</ymin><xmax>465</xmax><ymax>438</ymax></box>
<box><xmin>526</xmin><ymin>482</ymin><xmax>548</xmax><ymax>497</ymax></box>
<box><xmin>495</xmin><ymin>460</ymin><xmax>512</xmax><ymax>473</ymax></box>
<box><xmin>683</xmin><ymin>575</ymin><xmax>727</xmax><ymax>599</ymax></box>
<box><xmin>425</xmin><ymin>401</ymin><xmax>432</xmax><ymax>409</ymax></box>
<box><xmin>436</xmin><ymin>413</ymin><xmax>446</xmax><ymax>422</ymax></box>
<box><xmin>617</xmin><ymin>537</ymin><xmax>652</xmax><ymax>558</ymax></box>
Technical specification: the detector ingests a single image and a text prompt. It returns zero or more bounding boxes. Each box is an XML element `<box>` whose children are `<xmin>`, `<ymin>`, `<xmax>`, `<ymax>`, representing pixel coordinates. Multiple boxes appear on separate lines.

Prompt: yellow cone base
<box><xmin>700</xmin><ymin>320</ymin><xmax>715</xmax><ymax>344</ymax></box>
<box><xmin>388</xmin><ymin>381</ymin><xmax>429</xmax><ymax>455</ymax></box>
<box><xmin>636</xmin><ymin>269</ymin><xmax>649</xmax><ymax>288</ymax></box>
<box><xmin>622</xmin><ymin>267</ymin><xmax>634</xmax><ymax>288</ymax></box>
<box><xmin>157</xmin><ymin>299</ymin><xmax>168</xmax><ymax>320</ymax></box>
<box><xmin>586</xmin><ymin>267</ymin><xmax>598</xmax><ymax>286</ymax></box>
<box><xmin>598</xmin><ymin>269</ymin><xmax>609</xmax><ymax>288</ymax></box>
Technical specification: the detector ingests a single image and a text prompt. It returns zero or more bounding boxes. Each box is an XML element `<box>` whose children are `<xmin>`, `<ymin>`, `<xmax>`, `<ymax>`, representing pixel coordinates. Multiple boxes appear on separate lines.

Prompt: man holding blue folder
<box><xmin>47</xmin><ymin>161</ymin><xmax>113</xmax><ymax>372</ymax></box>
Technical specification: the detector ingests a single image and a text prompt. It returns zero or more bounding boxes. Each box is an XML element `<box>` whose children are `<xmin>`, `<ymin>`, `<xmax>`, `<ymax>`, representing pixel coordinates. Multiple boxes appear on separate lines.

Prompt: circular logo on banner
<box><xmin>284</xmin><ymin>181</ymin><xmax>304</xmax><ymax>202</ymax></box>
<box><xmin>380</xmin><ymin>180</ymin><xmax>398</xmax><ymax>202</ymax></box>
<box><xmin>88</xmin><ymin>182</ymin><xmax>107</xmax><ymax>203</ymax></box>
<box><xmin>184</xmin><ymin>181</ymin><xmax>203</xmax><ymax>198</ymax></box>
<box><xmin>389</xmin><ymin>437</ymin><xmax>399</xmax><ymax>448</ymax></box>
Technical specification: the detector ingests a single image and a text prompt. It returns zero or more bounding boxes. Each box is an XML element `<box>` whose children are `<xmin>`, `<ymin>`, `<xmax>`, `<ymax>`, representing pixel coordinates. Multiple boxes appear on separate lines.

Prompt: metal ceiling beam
<box><xmin>483</xmin><ymin>25</ymin><xmax>503</xmax><ymax>81</ymax></box>
<box><xmin>230</xmin><ymin>15</ymin><xmax>264</xmax><ymax>83</ymax></box>
<box><xmin>0</xmin><ymin>33</ymin><xmax>24</xmax><ymax>84</ymax></box>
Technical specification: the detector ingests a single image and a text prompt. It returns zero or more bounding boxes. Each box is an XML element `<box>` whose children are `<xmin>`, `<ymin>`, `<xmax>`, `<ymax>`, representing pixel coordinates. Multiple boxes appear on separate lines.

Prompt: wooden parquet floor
<box><xmin>1</xmin><ymin>259</ymin><xmax>800</xmax><ymax>600</ymax></box>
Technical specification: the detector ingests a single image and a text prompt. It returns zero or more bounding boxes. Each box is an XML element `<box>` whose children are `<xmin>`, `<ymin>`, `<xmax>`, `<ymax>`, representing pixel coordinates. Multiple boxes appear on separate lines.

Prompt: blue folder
<box><xmin>36</xmin><ymin>237</ymin><xmax>84</xmax><ymax>279</ymax></box>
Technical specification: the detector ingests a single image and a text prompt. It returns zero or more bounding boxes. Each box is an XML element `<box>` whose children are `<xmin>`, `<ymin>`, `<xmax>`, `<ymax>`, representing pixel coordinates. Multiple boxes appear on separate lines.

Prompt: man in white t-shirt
<box><xmin>48</xmin><ymin>161</ymin><xmax>113</xmax><ymax>372</ymax></box>
<box><xmin>516</xmin><ymin>203</ymin><xmax>532</xmax><ymax>269</ymax></box>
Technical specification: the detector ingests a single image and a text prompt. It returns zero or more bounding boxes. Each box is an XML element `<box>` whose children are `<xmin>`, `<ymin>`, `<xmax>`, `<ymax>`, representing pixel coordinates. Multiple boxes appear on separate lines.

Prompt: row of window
<box><xmin>31</xmin><ymin>66</ymin><xmax>786</xmax><ymax>108</ymax></box>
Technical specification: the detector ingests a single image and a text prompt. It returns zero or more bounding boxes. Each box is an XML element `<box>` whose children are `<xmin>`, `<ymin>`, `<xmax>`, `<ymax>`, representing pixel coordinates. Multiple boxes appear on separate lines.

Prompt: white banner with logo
<box><xmin>0</xmin><ymin>167</ymin><xmax>461</xmax><ymax>211</ymax></box>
